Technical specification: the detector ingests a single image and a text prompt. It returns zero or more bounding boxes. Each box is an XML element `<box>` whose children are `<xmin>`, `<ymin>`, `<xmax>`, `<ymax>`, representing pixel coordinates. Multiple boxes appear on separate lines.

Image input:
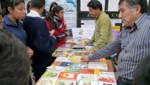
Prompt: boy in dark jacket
<box><xmin>23</xmin><ymin>0</ymin><xmax>56</xmax><ymax>81</ymax></box>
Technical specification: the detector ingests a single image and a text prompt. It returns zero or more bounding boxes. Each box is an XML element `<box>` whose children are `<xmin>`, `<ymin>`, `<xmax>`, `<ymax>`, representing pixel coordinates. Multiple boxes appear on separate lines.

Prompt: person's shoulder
<box><xmin>24</xmin><ymin>16</ymin><xmax>45</xmax><ymax>23</ymax></box>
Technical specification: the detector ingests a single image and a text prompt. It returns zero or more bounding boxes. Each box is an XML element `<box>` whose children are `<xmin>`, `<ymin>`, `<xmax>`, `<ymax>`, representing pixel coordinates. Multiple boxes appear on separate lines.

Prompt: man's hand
<box><xmin>81</xmin><ymin>56</ymin><xmax>89</xmax><ymax>62</ymax></box>
<box><xmin>85</xmin><ymin>50</ymin><xmax>94</xmax><ymax>54</ymax></box>
<box><xmin>27</xmin><ymin>47</ymin><xmax>34</xmax><ymax>57</ymax></box>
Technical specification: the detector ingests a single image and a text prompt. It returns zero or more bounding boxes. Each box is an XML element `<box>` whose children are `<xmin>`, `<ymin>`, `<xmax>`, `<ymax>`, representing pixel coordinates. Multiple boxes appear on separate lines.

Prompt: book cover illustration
<box><xmin>55</xmin><ymin>57</ymin><xmax>71</xmax><ymax>62</ymax></box>
<box><xmin>58</xmin><ymin>72</ymin><xmax>78</xmax><ymax>80</ymax></box>
<box><xmin>69</xmin><ymin>55</ymin><xmax>82</xmax><ymax>63</ymax></box>
<box><xmin>80</xmin><ymin>69</ymin><xmax>100</xmax><ymax>75</ymax></box>
<box><xmin>55</xmin><ymin>79</ymin><xmax>76</xmax><ymax>85</ymax></box>
<box><xmin>65</xmin><ymin>63</ymin><xmax>88</xmax><ymax>72</ymax></box>
<box><xmin>98</xmin><ymin>72</ymin><xmax>116</xmax><ymax>84</ymax></box>
<box><xmin>88</xmin><ymin>62</ymin><xmax>108</xmax><ymax>71</ymax></box>
<box><xmin>51</xmin><ymin>61</ymin><xmax>71</xmax><ymax>67</ymax></box>
<box><xmin>78</xmin><ymin>80</ymin><xmax>99</xmax><ymax>85</ymax></box>
<box><xmin>42</xmin><ymin>70</ymin><xmax>60</xmax><ymax>79</ymax></box>
<box><xmin>69</xmin><ymin>51</ymin><xmax>89</xmax><ymax>63</ymax></box>
<box><xmin>46</xmin><ymin>66</ymin><xmax>65</xmax><ymax>72</ymax></box>
<box><xmin>52</xmin><ymin>47</ymin><xmax>72</xmax><ymax>57</ymax></box>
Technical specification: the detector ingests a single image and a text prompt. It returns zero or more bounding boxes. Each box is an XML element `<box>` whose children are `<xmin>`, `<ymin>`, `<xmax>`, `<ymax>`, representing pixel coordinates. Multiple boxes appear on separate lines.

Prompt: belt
<box><xmin>120</xmin><ymin>76</ymin><xmax>133</xmax><ymax>84</ymax></box>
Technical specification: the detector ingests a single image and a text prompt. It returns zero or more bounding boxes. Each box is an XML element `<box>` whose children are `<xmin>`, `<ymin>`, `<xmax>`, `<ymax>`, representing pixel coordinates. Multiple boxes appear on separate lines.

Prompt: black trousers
<box><xmin>33</xmin><ymin>67</ymin><xmax>46</xmax><ymax>82</ymax></box>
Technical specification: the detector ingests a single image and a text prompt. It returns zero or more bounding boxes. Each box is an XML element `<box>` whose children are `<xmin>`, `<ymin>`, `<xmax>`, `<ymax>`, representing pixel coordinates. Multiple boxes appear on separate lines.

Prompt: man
<box><xmin>0</xmin><ymin>9</ymin><xmax>3</xmax><ymax>29</ymax></box>
<box><xmin>0</xmin><ymin>29</ymin><xmax>30</xmax><ymax>85</ymax></box>
<box><xmin>81</xmin><ymin>0</ymin><xmax>149</xmax><ymax>85</ymax></box>
<box><xmin>85</xmin><ymin>0</ymin><xmax>113</xmax><ymax>53</ymax></box>
<box><xmin>23</xmin><ymin>0</ymin><xmax>56</xmax><ymax>81</ymax></box>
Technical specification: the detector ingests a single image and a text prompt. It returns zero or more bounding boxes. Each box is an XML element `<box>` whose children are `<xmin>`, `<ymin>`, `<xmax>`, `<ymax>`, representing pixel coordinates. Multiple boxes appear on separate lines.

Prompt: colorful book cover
<box><xmin>69</xmin><ymin>55</ymin><xmax>83</xmax><ymax>63</ymax></box>
<box><xmin>58</xmin><ymin>72</ymin><xmax>78</xmax><ymax>80</ymax></box>
<box><xmin>52</xmin><ymin>47</ymin><xmax>72</xmax><ymax>57</ymax></box>
<box><xmin>88</xmin><ymin>62</ymin><xmax>108</xmax><ymax>71</ymax></box>
<box><xmin>98</xmin><ymin>72</ymin><xmax>116</xmax><ymax>84</ymax></box>
<box><xmin>80</xmin><ymin>69</ymin><xmax>100</xmax><ymax>75</ymax></box>
<box><xmin>55</xmin><ymin>79</ymin><xmax>76</xmax><ymax>85</ymax></box>
<box><xmin>65</xmin><ymin>63</ymin><xmax>88</xmax><ymax>72</ymax></box>
<box><xmin>78</xmin><ymin>80</ymin><xmax>99</xmax><ymax>85</ymax></box>
<box><xmin>42</xmin><ymin>70</ymin><xmax>60</xmax><ymax>79</ymax></box>
<box><xmin>51</xmin><ymin>61</ymin><xmax>71</xmax><ymax>67</ymax></box>
<box><xmin>46</xmin><ymin>66</ymin><xmax>65</xmax><ymax>72</ymax></box>
<box><xmin>55</xmin><ymin>57</ymin><xmax>71</xmax><ymax>62</ymax></box>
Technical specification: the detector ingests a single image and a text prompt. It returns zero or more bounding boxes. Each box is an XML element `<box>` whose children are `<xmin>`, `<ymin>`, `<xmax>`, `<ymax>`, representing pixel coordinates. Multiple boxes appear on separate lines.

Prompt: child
<box><xmin>23</xmin><ymin>0</ymin><xmax>56</xmax><ymax>81</ymax></box>
<box><xmin>46</xmin><ymin>5</ymin><xmax>68</xmax><ymax>49</ymax></box>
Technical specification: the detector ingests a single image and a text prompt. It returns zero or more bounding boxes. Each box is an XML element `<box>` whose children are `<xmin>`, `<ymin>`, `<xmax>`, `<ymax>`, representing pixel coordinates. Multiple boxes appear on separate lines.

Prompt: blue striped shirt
<box><xmin>88</xmin><ymin>13</ymin><xmax>150</xmax><ymax>80</ymax></box>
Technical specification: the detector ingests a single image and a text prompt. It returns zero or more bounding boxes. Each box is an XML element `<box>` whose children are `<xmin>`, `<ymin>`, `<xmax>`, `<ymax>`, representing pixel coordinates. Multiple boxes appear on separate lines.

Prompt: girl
<box><xmin>46</xmin><ymin>5</ymin><xmax>68</xmax><ymax>49</ymax></box>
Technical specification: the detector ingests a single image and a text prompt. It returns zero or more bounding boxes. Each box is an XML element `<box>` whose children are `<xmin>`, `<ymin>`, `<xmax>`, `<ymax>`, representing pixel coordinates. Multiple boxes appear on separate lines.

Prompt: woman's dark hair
<box><xmin>49</xmin><ymin>2</ymin><xmax>58</xmax><ymax>12</ymax></box>
<box><xmin>53</xmin><ymin>5</ymin><xmax>63</xmax><ymax>16</ymax></box>
<box><xmin>27</xmin><ymin>1</ymin><xmax>31</xmax><ymax>13</ymax></box>
<box><xmin>0</xmin><ymin>29</ymin><xmax>30</xmax><ymax>85</ymax></box>
<box><xmin>46</xmin><ymin>12</ymin><xmax>57</xmax><ymax>30</ymax></box>
<box><xmin>2</xmin><ymin>0</ymin><xmax>25</xmax><ymax>15</ymax></box>
<box><xmin>87</xmin><ymin>0</ymin><xmax>103</xmax><ymax>11</ymax></box>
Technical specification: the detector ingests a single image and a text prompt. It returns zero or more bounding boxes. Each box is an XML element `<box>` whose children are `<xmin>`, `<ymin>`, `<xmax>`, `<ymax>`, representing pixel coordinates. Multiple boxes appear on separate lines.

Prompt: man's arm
<box><xmin>88</xmin><ymin>34</ymin><xmax>122</xmax><ymax>61</ymax></box>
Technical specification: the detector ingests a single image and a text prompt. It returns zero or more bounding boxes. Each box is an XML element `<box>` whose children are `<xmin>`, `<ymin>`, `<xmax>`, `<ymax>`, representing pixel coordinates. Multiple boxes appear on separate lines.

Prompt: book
<box><xmin>55</xmin><ymin>57</ymin><xmax>71</xmax><ymax>62</ymax></box>
<box><xmin>58</xmin><ymin>72</ymin><xmax>78</xmax><ymax>80</ymax></box>
<box><xmin>36</xmin><ymin>78</ymin><xmax>57</xmax><ymax>85</ymax></box>
<box><xmin>52</xmin><ymin>47</ymin><xmax>72</xmax><ymax>57</ymax></box>
<box><xmin>88</xmin><ymin>62</ymin><xmax>108</xmax><ymax>71</ymax></box>
<box><xmin>69</xmin><ymin>55</ymin><xmax>82</xmax><ymax>63</ymax></box>
<box><xmin>51</xmin><ymin>61</ymin><xmax>71</xmax><ymax>67</ymax></box>
<box><xmin>80</xmin><ymin>69</ymin><xmax>100</xmax><ymax>75</ymax></box>
<box><xmin>42</xmin><ymin>70</ymin><xmax>60</xmax><ymax>79</ymax></box>
<box><xmin>55</xmin><ymin>79</ymin><xmax>76</xmax><ymax>85</ymax></box>
<box><xmin>98</xmin><ymin>72</ymin><xmax>116</xmax><ymax>84</ymax></box>
<box><xmin>65</xmin><ymin>63</ymin><xmax>88</xmax><ymax>72</ymax></box>
<box><xmin>77</xmin><ymin>74</ymin><xmax>98</xmax><ymax>80</ymax></box>
<box><xmin>46</xmin><ymin>66</ymin><xmax>65</xmax><ymax>72</ymax></box>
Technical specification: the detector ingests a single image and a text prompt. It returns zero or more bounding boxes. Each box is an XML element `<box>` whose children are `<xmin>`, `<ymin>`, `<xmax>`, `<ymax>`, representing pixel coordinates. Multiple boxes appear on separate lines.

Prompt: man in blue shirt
<box><xmin>81</xmin><ymin>0</ymin><xmax>150</xmax><ymax>85</ymax></box>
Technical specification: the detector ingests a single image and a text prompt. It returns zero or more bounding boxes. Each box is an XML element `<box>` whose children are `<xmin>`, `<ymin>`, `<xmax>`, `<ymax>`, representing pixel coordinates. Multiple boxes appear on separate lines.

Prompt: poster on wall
<box><xmin>108</xmin><ymin>0</ymin><xmax>119</xmax><ymax>11</ymax></box>
<box><xmin>80</xmin><ymin>0</ymin><xmax>105</xmax><ymax>11</ymax></box>
<box><xmin>45</xmin><ymin>0</ymin><xmax>77</xmax><ymax>29</ymax></box>
<box><xmin>25</xmin><ymin>0</ymin><xmax>77</xmax><ymax>29</ymax></box>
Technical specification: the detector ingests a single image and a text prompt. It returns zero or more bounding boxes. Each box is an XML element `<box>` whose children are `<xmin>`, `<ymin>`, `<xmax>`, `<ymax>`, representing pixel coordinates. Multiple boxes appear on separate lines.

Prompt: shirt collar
<box><xmin>3</xmin><ymin>15</ymin><xmax>18</xmax><ymax>26</ymax></box>
<box><xmin>27</xmin><ymin>10</ymin><xmax>41</xmax><ymax>17</ymax></box>
<box><xmin>124</xmin><ymin>13</ymin><xmax>147</xmax><ymax>33</ymax></box>
<box><xmin>95</xmin><ymin>11</ymin><xmax>103</xmax><ymax>20</ymax></box>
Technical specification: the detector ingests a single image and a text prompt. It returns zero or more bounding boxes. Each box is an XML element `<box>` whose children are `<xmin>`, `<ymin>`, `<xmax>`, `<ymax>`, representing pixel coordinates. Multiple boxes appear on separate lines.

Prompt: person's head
<box><xmin>118</xmin><ymin>0</ymin><xmax>148</xmax><ymax>27</ymax></box>
<box><xmin>31</xmin><ymin>0</ymin><xmax>45</xmax><ymax>15</ymax></box>
<box><xmin>133</xmin><ymin>56</ymin><xmax>150</xmax><ymax>85</ymax></box>
<box><xmin>87</xmin><ymin>0</ymin><xmax>103</xmax><ymax>17</ymax></box>
<box><xmin>0</xmin><ymin>29</ymin><xmax>30</xmax><ymax>85</ymax></box>
<box><xmin>53</xmin><ymin>5</ymin><xmax>64</xmax><ymax>19</ymax></box>
<box><xmin>49</xmin><ymin>2</ymin><xmax>58</xmax><ymax>12</ymax></box>
<box><xmin>3</xmin><ymin>0</ymin><xmax>26</xmax><ymax>20</ymax></box>
<box><xmin>27</xmin><ymin>1</ymin><xmax>31</xmax><ymax>13</ymax></box>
